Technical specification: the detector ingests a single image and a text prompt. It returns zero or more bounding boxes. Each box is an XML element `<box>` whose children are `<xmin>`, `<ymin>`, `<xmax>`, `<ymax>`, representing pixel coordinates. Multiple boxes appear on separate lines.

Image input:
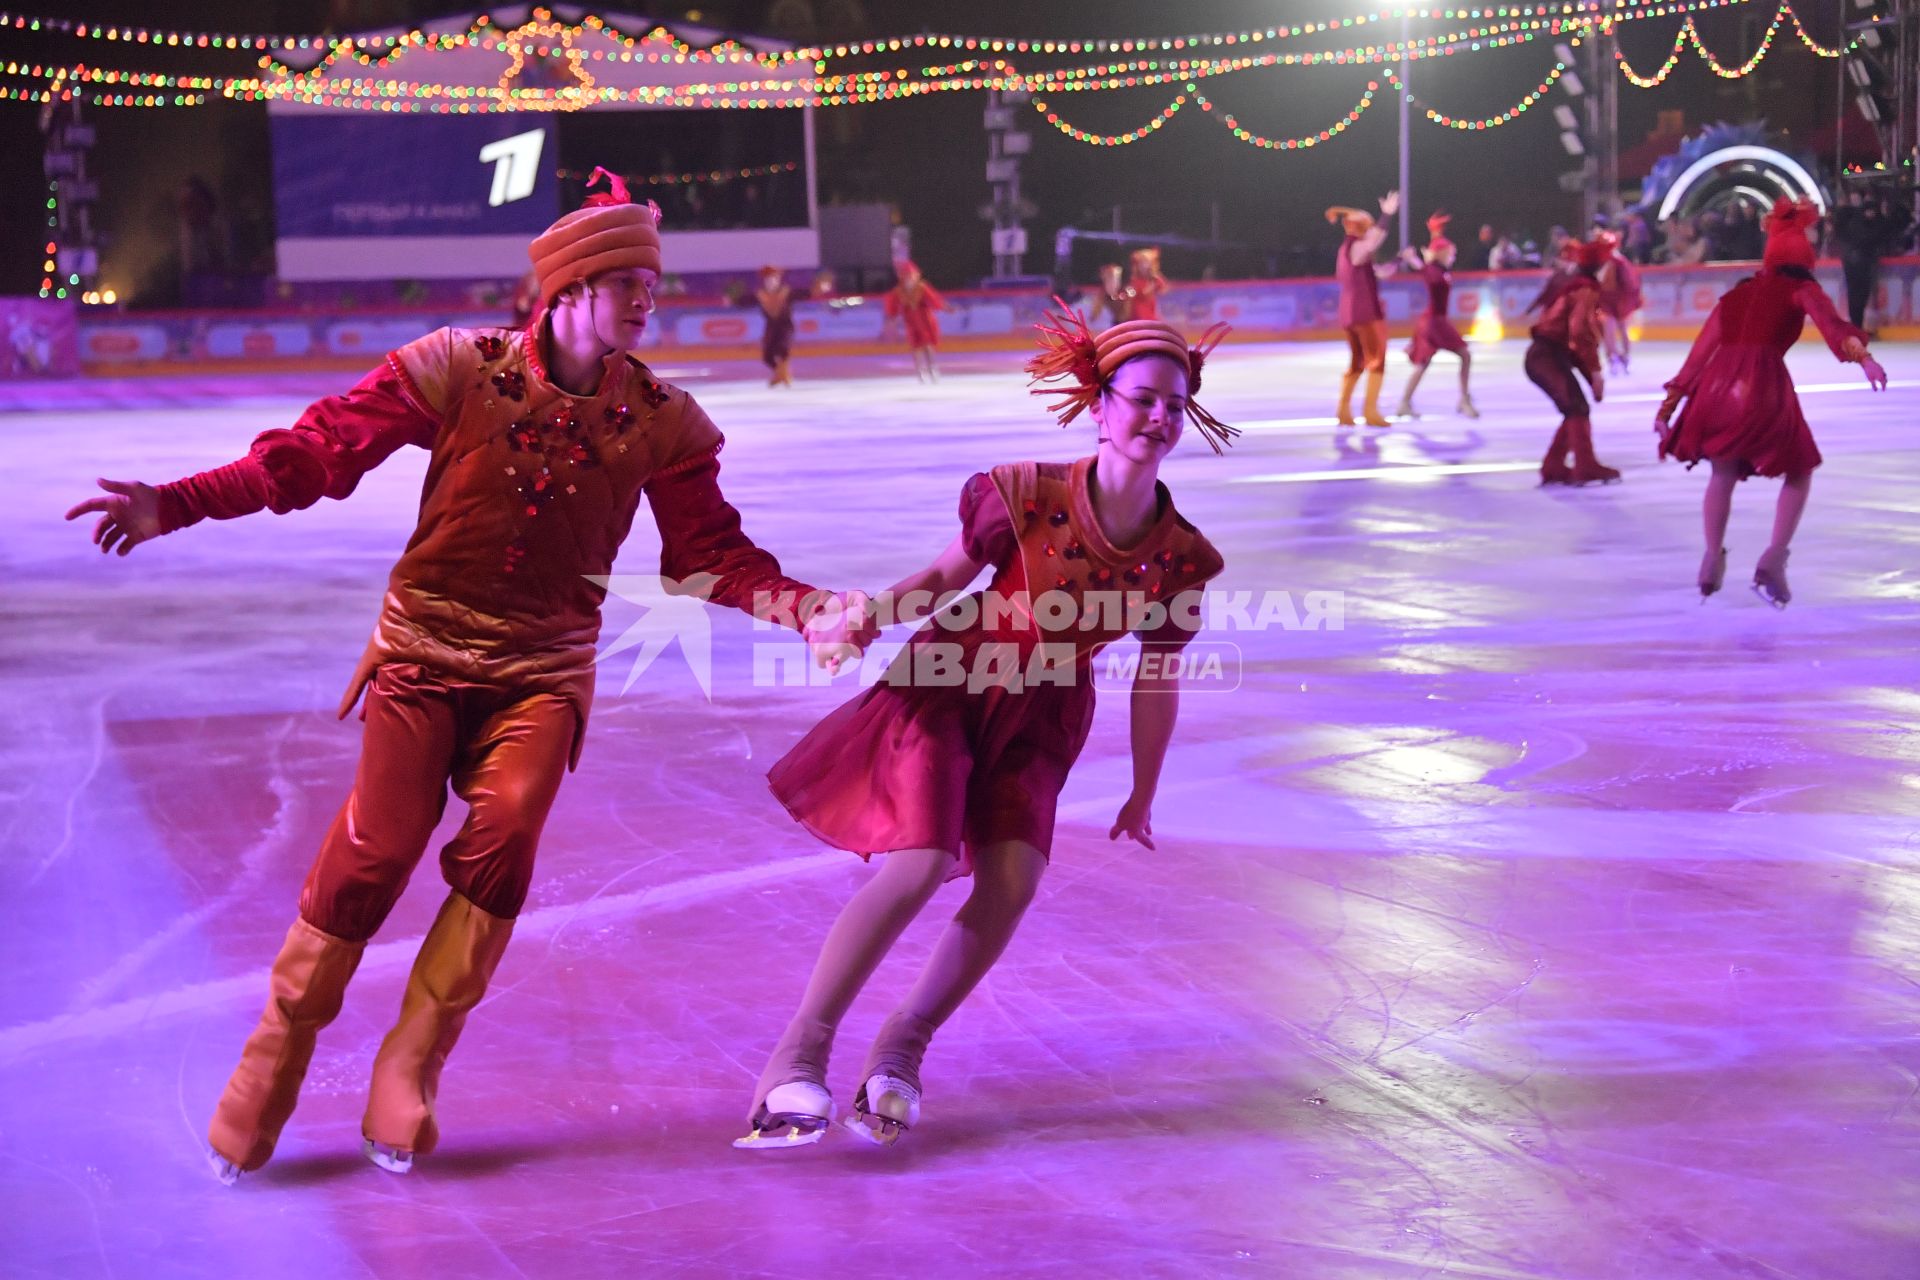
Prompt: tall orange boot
<box><xmin>207</xmin><ymin>918</ymin><xmax>366</xmax><ymax>1180</ymax></box>
<box><xmin>1567</xmin><ymin>415</ymin><xmax>1621</xmax><ymax>485</ymax></box>
<box><xmin>1361</xmin><ymin>369</ymin><xmax>1391</xmax><ymax>427</ymax></box>
<box><xmin>1539</xmin><ymin>420</ymin><xmax>1573</xmax><ymax>485</ymax></box>
<box><xmin>1336</xmin><ymin>371</ymin><xmax>1361</xmax><ymax>426</ymax></box>
<box><xmin>361</xmin><ymin>892</ymin><xmax>513</xmax><ymax>1171</ymax></box>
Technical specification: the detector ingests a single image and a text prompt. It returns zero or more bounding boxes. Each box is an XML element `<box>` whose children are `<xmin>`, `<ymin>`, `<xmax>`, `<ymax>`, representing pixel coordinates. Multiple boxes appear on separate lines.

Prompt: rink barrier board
<box><xmin>11</xmin><ymin>258</ymin><xmax>1916</xmax><ymax>379</ymax></box>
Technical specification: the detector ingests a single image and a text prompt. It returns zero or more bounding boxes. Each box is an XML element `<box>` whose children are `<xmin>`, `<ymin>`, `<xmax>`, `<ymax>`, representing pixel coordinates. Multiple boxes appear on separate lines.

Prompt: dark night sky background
<box><xmin>0</xmin><ymin>1</ymin><xmax>1866</xmax><ymax>302</ymax></box>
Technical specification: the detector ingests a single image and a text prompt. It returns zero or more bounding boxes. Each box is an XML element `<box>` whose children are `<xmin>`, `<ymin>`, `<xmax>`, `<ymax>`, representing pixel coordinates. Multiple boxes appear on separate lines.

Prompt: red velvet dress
<box><xmin>1125</xmin><ymin>272</ymin><xmax>1168</xmax><ymax>321</ymax></box>
<box><xmin>1600</xmin><ymin>254</ymin><xmax>1643</xmax><ymax>320</ymax></box>
<box><xmin>1659</xmin><ymin>270</ymin><xmax>1865</xmax><ymax>478</ymax></box>
<box><xmin>1406</xmin><ymin>260</ymin><xmax>1468</xmax><ymax>364</ymax></box>
<box><xmin>886</xmin><ymin>280</ymin><xmax>947</xmax><ymax>350</ymax></box>
<box><xmin>767</xmin><ymin>458</ymin><xmax>1224</xmax><ymax>879</ymax></box>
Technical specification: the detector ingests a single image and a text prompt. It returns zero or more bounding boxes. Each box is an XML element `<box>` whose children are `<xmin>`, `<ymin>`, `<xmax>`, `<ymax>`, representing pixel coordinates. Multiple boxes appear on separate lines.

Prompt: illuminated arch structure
<box><xmin>1635</xmin><ymin>122</ymin><xmax>1829</xmax><ymax>224</ymax></box>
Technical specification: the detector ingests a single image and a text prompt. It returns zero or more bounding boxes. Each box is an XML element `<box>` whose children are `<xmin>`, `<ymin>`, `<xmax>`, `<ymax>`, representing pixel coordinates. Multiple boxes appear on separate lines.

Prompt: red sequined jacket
<box><xmin>155</xmin><ymin>324</ymin><xmax>824</xmax><ymax>752</ymax></box>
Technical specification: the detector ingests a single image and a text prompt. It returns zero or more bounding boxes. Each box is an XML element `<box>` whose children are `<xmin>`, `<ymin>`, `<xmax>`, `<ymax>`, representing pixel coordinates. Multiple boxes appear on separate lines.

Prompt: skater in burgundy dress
<box><xmin>885</xmin><ymin>259</ymin><xmax>950</xmax><ymax>383</ymax></box>
<box><xmin>755</xmin><ymin>266</ymin><xmax>796</xmax><ymax>387</ymax></box>
<box><xmin>1595</xmin><ymin>229</ymin><xmax>1643</xmax><ymax>374</ymax></box>
<box><xmin>736</xmin><ymin>309</ymin><xmax>1235</xmax><ymax>1151</ymax></box>
<box><xmin>1124</xmin><ymin>246</ymin><xmax>1170</xmax><ymax>320</ymax></box>
<box><xmin>1396</xmin><ymin>210</ymin><xmax>1477</xmax><ymax>420</ymax></box>
<box><xmin>1656</xmin><ymin>198</ymin><xmax>1887</xmax><ymax>604</ymax></box>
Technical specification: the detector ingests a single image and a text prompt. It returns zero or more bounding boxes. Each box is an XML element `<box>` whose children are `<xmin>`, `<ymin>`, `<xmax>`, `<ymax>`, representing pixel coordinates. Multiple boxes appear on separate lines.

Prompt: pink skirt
<box><xmin>767</xmin><ymin>629</ymin><xmax>1097</xmax><ymax>879</ymax></box>
<box><xmin>1407</xmin><ymin>314</ymin><xmax>1468</xmax><ymax>365</ymax></box>
<box><xmin>1660</xmin><ymin>347</ymin><xmax>1823</xmax><ymax>478</ymax></box>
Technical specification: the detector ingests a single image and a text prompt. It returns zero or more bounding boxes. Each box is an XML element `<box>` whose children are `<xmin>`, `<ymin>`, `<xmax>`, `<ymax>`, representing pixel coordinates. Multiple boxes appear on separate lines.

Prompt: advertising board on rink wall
<box><xmin>56</xmin><ymin>259</ymin><xmax>1920</xmax><ymax>374</ymax></box>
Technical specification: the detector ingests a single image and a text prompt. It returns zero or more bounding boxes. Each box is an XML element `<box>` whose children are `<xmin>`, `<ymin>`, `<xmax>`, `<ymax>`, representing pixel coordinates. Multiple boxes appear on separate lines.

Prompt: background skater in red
<box><xmin>1325</xmin><ymin>191</ymin><xmax>1400</xmax><ymax>427</ymax></box>
<box><xmin>1656</xmin><ymin>197</ymin><xmax>1888</xmax><ymax>604</ymax></box>
<box><xmin>1395</xmin><ymin>210</ymin><xmax>1477</xmax><ymax>420</ymax></box>
<box><xmin>1530</xmin><ymin>236</ymin><xmax>1616</xmax><ymax>486</ymax></box>
<box><xmin>1123</xmin><ymin>246</ymin><xmax>1170</xmax><ymax>320</ymax></box>
<box><xmin>755</xmin><ymin>265</ymin><xmax>796</xmax><ymax>387</ymax></box>
<box><xmin>886</xmin><ymin>259</ymin><xmax>950</xmax><ymax>383</ymax></box>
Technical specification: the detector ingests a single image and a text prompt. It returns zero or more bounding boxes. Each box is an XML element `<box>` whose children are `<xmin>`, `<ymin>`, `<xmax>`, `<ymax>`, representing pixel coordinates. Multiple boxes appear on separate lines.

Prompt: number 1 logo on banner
<box><xmin>479</xmin><ymin>130</ymin><xmax>546</xmax><ymax>208</ymax></box>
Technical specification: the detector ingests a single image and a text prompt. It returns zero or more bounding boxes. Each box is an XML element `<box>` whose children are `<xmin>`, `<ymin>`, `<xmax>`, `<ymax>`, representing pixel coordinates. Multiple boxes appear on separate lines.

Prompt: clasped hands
<box><xmin>803</xmin><ymin>589</ymin><xmax>883</xmax><ymax>675</ymax></box>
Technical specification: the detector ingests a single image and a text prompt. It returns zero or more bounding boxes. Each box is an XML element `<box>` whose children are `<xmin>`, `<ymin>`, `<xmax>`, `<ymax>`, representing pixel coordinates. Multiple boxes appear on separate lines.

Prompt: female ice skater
<box><xmin>1595</xmin><ymin>229</ymin><xmax>1642</xmax><ymax>375</ymax></box>
<box><xmin>1086</xmin><ymin>262</ymin><xmax>1127</xmax><ymax>328</ymax></box>
<box><xmin>1531</xmin><ymin>235</ymin><xmax>1618</xmax><ymax>485</ymax></box>
<box><xmin>1395</xmin><ymin>210</ymin><xmax>1477</xmax><ymax>420</ymax></box>
<box><xmin>736</xmin><ymin>307</ymin><xmax>1236</xmax><ymax>1150</ymax></box>
<box><xmin>64</xmin><ymin>169</ymin><xmax>869</xmax><ymax>1182</ymax></box>
<box><xmin>1123</xmin><ymin>246</ymin><xmax>1170</xmax><ymax>321</ymax></box>
<box><xmin>1326</xmin><ymin>191</ymin><xmax>1400</xmax><ymax>427</ymax></box>
<box><xmin>1656</xmin><ymin>198</ymin><xmax>1888</xmax><ymax>604</ymax></box>
<box><xmin>756</xmin><ymin>265</ymin><xmax>796</xmax><ymax>387</ymax></box>
<box><xmin>886</xmin><ymin>259</ymin><xmax>950</xmax><ymax>383</ymax></box>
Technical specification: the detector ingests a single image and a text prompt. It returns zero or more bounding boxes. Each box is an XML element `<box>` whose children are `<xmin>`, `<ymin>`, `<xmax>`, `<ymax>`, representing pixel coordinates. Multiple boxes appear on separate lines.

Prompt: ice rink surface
<box><xmin>3</xmin><ymin>337</ymin><xmax>1918</xmax><ymax>1278</ymax></box>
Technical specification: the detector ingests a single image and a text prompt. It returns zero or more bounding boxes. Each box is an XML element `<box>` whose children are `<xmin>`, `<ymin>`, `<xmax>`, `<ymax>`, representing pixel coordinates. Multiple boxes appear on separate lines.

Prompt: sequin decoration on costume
<box><xmin>474</xmin><ymin>334</ymin><xmax>507</xmax><ymax>362</ymax></box>
<box><xmin>638</xmin><ymin>377</ymin><xmax>670</xmax><ymax>410</ymax></box>
<box><xmin>492</xmin><ymin>369</ymin><xmax>527</xmax><ymax>402</ymax></box>
<box><xmin>506</xmin><ymin>418</ymin><xmax>542</xmax><ymax>453</ymax></box>
<box><xmin>515</xmin><ymin>465</ymin><xmax>556</xmax><ymax>518</ymax></box>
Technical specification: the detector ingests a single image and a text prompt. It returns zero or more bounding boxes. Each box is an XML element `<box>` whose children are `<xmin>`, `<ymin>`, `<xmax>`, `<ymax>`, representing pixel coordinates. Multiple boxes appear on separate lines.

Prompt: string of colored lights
<box><xmin>0</xmin><ymin>9</ymin><xmax>798</xmax><ymax>62</ymax></box>
<box><xmin>0</xmin><ymin>65</ymin><xmax>204</xmax><ymax>105</ymax></box>
<box><xmin>1842</xmin><ymin>157</ymin><xmax>1914</xmax><ymax>175</ymax></box>
<box><xmin>555</xmin><ymin>160</ymin><xmax>799</xmax><ymax>186</ymax></box>
<box><xmin>39</xmin><ymin>118</ymin><xmax>59</xmax><ymax>298</ymax></box>
<box><xmin>258</xmin><ymin>20</ymin><xmax>1552</xmax><ymax>109</ymax></box>
<box><xmin>0</xmin><ymin>5</ymin><xmax>1688</xmax><ymax>63</ymax></box>
<box><xmin>3</xmin><ymin>0</ymin><xmax>1805</xmax><ymax>114</ymax></box>
<box><xmin>1683</xmin><ymin>5</ymin><xmax>1775</xmax><ymax>76</ymax></box>
<box><xmin>1187</xmin><ymin>81</ymin><xmax>1378</xmax><ymax>149</ymax></box>
<box><xmin>1615</xmin><ymin>20</ymin><xmax>1689</xmax><ymax>84</ymax></box>
<box><xmin>1031</xmin><ymin>93</ymin><xmax>1187</xmax><ymax>145</ymax></box>
<box><xmin>28</xmin><ymin>22</ymin><xmax>1568</xmax><ymax>112</ymax></box>
<box><xmin>1381</xmin><ymin>62</ymin><xmax>1566</xmax><ymax>128</ymax></box>
<box><xmin>1783</xmin><ymin>3</ymin><xmax>1847</xmax><ymax>56</ymax></box>
<box><xmin>1616</xmin><ymin>1</ymin><xmax>1848</xmax><ymax>87</ymax></box>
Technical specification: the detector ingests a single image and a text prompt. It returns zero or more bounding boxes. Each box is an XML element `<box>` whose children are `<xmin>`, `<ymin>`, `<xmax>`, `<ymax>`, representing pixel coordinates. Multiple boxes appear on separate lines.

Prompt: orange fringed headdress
<box><xmin>1025</xmin><ymin>300</ymin><xmax>1239</xmax><ymax>454</ymax></box>
<box><xmin>1425</xmin><ymin>210</ymin><xmax>1455</xmax><ymax>259</ymax></box>
<box><xmin>1325</xmin><ymin>206</ymin><xmax>1375</xmax><ymax>237</ymax></box>
<box><xmin>1762</xmin><ymin>196</ymin><xmax>1820</xmax><ymax>271</ymax></box>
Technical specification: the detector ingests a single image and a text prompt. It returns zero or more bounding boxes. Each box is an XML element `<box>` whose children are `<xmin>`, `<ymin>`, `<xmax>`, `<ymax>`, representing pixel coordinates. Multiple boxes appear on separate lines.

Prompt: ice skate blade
<box><xmin>206</xmin><ymin>1148</ymin><xmax>241</xmax><ymax>1186</ymax></box>
<box><xmin>733</xmin><ymin>1120</ymin><xmax>829</xmax><ymax>1151</ymax></box>
<box><xmin>843</xmin><ymin>1112</ymin><xmax>908</xmax><ymax>1147</ymax></box>
<box><xmin>362</xmin><ymin>1139</ymin><xmax>413</xmax><ymax>1174</ymax></box>
<box><xmin>1751</xmin><ymin>581</ymin><xmax>1789</xmax><ymax>610</ymax></box>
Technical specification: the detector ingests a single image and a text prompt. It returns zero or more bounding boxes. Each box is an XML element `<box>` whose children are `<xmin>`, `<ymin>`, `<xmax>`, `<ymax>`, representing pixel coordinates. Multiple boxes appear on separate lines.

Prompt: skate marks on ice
<box><xmin>6</xmin><ymin>341</ymin><xmax>1920</xmax><ymax>1278</ymax></box>
<box><xmin>0</xmin><ymin>851</ymin><xmax>844</xmax><ymax>1066</ymax></box>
